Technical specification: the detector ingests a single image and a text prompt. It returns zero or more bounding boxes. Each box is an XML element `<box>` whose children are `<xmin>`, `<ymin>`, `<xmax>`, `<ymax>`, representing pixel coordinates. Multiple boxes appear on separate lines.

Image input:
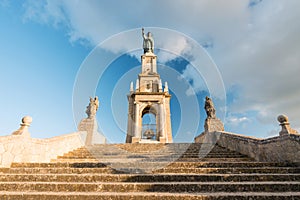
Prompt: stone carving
<box><xmin>142</xmin><ymin>28</ymin><xmax>154</xmax><ymax>53</ymax></box>
<box><xmin>86</xmin><ymin>96</ymin><xmax>99</xmax><ymax>119</ymax></box>
<box><xmin>204</xmin><ymin>96</ymin><xmax>216</xmax><ymax>119</ymax></box>
<box><xmin>203</xmin><ymin>97</ymin><xmax>224</xmax><ymax>133</ymax></box>
<box><xmin>278</xmin><ymin>114</ymin><xmax>298</xmax><ymax>136</ymax></box>
<box><xmin>12</xmin><ymin>116</ymin><xmax>32</xmax><ymax>137</ymax></box>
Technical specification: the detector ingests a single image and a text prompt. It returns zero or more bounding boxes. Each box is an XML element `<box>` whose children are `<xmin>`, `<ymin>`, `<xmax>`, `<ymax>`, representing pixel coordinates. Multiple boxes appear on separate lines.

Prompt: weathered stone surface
<box><xmin>195</xmin><ymin>131</ymin><xmax>300</xmax><ymax>164</ymax></box>
<box><xmin>204</xmin><ymin>118</ymin><xmax>224</xmax><ymax>132</ymax></box>
<box><xmin>78</xmin><ymin>118</ymin><xmax>106</xmax><ymax>145</ymax></box>
<box><xmin>0</xmin><ymin>143</ymin><xmax>300</xmax><ymax>199</ymax></box>
<box><xmin>0</xmin><ymin>132</ymin><xmax>87</xmax><ymax>167</ymax></box>
<box><xmin>202</xmin><ymin>97</ymin><xmax>224</xmax><ymax>133</ymax></box>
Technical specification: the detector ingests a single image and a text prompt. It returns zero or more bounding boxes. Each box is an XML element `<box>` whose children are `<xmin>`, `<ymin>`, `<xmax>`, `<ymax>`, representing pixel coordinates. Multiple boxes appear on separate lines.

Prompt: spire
<box><xmin>136</xmin><ymin>79</ymin><xmax>139</xmax><ymax>91</ymax></box>
<box><xmin>159</xmin><ymin>79</ymin><xmax>163</xmax><ymax>92</ymax></box>
<box><xmin>164</xmin><ymin>82</ymin><xmax>169</xmax><ymax>93</ymax></box>
<box><xmin>130</xmin><ymin>81</ymin><xmax>134</xmax><ymax>92</ymax></box>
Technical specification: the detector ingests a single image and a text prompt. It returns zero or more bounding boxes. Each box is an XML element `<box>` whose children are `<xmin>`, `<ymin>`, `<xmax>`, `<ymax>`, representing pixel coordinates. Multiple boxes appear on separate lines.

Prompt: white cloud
<box><xmin>21</xmin><ymin>0</ymin><xmax>300</xmax><ymax>133</ymax></box>
<box><xmin>226</xmin><ymin>116</ymin><xmax>250</xmax><ymax>127</ymax></box>
<box><xmin>155</xmin><ymin>34</ymin><xmax>190</xmax><ymax>63</ymax></box>
<box><xmin>216</xmin><ymin>0</ymin><xmax>300</xmax><ymax>128</ymax></box>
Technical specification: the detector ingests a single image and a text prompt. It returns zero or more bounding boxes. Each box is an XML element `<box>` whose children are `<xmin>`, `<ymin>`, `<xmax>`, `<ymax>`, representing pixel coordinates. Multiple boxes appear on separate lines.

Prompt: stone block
<box><xmin>0</xmin><ymin>145</ymin><xmax>4</xmax><ymax>154</ymax></box>
<box><xmin>204</xmin><ymin>118</ymin><xmax>224</xmax><ymax>132</ymax></box>
<box><xmin>78</xmin><ymin>118</ymin><xmax>106</xmax><ymax>145</ymax></box>
<box><xmin>132</xmin><ymin>137</ymin><xmax>140</xmax><ymax>143</ymax></box>
<box><xmin>159</xmin><ymin>137</ymin><xmax>166</xmax><ymax>143</ymax></box>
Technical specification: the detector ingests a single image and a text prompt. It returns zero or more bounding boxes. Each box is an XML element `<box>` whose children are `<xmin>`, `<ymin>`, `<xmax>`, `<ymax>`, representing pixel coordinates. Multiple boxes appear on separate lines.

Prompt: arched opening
<box><xmin>141</xmin><ymin>106</ymin><xmax>157</xmax><ymax>140</ymax></box>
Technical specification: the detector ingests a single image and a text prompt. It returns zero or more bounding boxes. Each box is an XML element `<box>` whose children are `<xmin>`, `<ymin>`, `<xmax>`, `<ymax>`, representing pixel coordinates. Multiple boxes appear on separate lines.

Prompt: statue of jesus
<box><xmin>142</xmin><ymin>28</ymin><xmax>154</xmax><ymax>53</ymax></box>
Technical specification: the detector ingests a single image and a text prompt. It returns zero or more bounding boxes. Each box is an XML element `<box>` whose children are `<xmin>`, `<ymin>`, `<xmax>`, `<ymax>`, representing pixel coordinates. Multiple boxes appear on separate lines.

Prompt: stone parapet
<box><xmin>195</xmin><ymin>131</ymin><xmax>300</xmax><ymax>164</ymax></box>
<box><xmin>0</xmin><ymin>132</ymin><xmax>87</xmax><ymax>167</ymax></box>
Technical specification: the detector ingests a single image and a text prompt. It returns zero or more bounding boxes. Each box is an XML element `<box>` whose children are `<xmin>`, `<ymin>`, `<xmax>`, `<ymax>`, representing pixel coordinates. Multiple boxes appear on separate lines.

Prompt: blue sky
<box><xmin>0</xmin><ymin>0</ymin><xmax>300</xmax><ymax>143</ymax></box>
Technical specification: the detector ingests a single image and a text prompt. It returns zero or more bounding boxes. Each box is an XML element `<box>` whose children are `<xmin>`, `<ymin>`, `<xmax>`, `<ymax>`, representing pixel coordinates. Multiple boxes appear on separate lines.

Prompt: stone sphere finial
<box><xmin>22</xmin><ymin>116</ymin><xmax>32</xmax><ymax>126</ymax></box>
<box><xmin>277</xmin><ymin>114</ymin><xmax>288</xmax><ymax>124</ymax></box>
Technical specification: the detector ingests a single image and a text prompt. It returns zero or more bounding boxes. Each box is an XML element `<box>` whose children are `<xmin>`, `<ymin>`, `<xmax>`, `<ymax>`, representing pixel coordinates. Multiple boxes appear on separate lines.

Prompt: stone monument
<box><xmin>204</xmin><ymin>96</ymin><xmax>224</xmax><ymax>132</ymax></box>
<box><xmin>277</xmin><ymin>114</ymin><xmax>299</xmax><ymax>136</ymax></box>
<box><xmin>78</xmin><ymin>96</ymin><xmax>106</xmax><ymax>145</ymax></box>
<box><xmin>126</xmin><ymin>28</ymin><xmax>172</xmax><ymax>143</ymax></box>
<box><xmin>11</xmin><ymin>116</ymin><xmax>32</xmax><ymax>137</ymax></box>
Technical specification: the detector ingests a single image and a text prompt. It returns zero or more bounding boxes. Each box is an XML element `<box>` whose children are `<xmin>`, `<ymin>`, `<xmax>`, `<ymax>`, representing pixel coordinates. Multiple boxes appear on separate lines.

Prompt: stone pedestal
<box><xmin>204</xmin><ymin>118</ymin><xmax>224</xmax><ymax>133</ymax></box>
<box><xmin>131</xmin><ymin>137</ymin><xmax>140</xmax><ymax>143</ymax></box>
<box><xmin>78</xmin><ymin>118</ymin><xmax>106</xmax><ymax>145</ymax></box>
<box><xmin>159</xmin><ymin>137</ymin><xmax>166</xmax><ymax>143</ymax></box>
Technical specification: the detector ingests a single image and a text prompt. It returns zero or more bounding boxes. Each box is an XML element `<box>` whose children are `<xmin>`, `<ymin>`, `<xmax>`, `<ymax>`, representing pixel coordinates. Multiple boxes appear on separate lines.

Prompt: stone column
<box><xmin>134</xmin><ymin>103</ymin><xmax>140</xmax><ymax>138</ymax></box>
<box><xmin>159</xmin><ymin>102</ymin><xmax>165</xmax><ymax>139</ymax></box>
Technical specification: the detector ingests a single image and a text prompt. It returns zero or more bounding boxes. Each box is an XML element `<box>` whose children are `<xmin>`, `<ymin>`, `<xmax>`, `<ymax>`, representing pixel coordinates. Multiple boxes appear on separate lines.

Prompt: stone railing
<box><xmin>0</xmin><ymin>132</ymin><xmax>87</xmax><ymax>167</ymax></box>
<box><xmin>195</xmin><ymin>131</ymin><xmax>300</xmax><ymax>164</ymax></box>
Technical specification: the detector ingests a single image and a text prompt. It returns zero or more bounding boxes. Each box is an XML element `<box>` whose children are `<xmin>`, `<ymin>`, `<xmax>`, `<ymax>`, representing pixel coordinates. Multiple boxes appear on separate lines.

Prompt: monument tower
<box><xmin>126</xmin><ymin>28</ymin><xmax>172</xmax><ymax>143</ymax></box>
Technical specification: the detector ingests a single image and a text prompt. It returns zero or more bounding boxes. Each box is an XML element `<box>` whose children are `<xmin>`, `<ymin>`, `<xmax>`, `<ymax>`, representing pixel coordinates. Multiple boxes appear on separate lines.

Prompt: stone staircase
<box><xmin>0</xmin><ymin>143</ymin><xmax>299</xmax><ymax>199</ymax></box>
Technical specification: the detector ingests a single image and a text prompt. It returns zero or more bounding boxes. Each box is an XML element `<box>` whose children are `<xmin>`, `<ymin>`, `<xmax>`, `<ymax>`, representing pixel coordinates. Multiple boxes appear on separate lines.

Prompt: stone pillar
<box><xmin>159</xmin><ymin>102</ymin><xmax>165</xmax><ymax>139</ymax></box>
<box><xmin>134</xmin><ymin>103</ymin><xmax>140</xmax><ymax>138</ymax></box>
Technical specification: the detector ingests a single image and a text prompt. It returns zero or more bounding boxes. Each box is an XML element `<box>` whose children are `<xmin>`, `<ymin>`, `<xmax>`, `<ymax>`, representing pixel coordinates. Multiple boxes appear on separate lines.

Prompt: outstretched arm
<box><xmin>142</xmin><ymin>28</ymin><xmax>146</xmax><ymax>39</ymax></box>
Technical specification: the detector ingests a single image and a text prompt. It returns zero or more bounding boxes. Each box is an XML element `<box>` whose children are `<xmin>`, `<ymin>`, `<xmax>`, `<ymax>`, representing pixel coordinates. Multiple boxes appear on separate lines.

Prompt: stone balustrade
<box><xmin>0</xmin><ymin>132</ymin><xmax>87</xmax><ymax>167</ymax></box>
<box><xmin>195</xmin><ymin>131</ymin><xmax>300</xmax><ymax>164</ymax></box>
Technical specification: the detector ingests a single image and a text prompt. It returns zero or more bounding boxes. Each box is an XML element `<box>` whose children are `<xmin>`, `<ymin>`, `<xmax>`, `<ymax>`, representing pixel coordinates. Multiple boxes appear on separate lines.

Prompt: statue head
<box><xmin>147</xmin><ymin>32</ymin><xmax>152</xmax><ymax>37</ymax></box>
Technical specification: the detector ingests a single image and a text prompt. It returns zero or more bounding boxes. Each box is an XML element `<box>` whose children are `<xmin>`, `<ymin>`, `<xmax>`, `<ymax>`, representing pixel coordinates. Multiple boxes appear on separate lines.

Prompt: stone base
<box><xmin>159</xmin><ymin>137</ymin><xmax>166</xmax><ymax>143</ymax></box>
<box><xmin>78</xmin><ymin>118</ymin><xmax>106</xmax><ymax>145</ymax></box>
<box><xmin>131</xmin><ymin>137</ymin><xmax>140</xmax><ymax>143</ymax></box>
<box><xmin>131</xmin><ymin>137</ymin><xmax>167</xmax><ymax>143</ymax></box>
<box><xmin>139</xmin><ymin>139</ymin><xmax>160</xmax><ymax>143</ymax></box>
<box><xmin>204</xmin><ymin>118</ymin><xmax>224</xmax><ymax>132</ymax></box>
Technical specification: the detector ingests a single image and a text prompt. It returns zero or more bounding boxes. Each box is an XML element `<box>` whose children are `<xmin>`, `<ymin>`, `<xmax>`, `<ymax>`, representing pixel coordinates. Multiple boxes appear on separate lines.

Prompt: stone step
<box><xmin>83</xmin><ymin>144</ymin><xmax>234</xmax><ymax>153</ymax></box>
<box><xmin>82</xmin><ymin>151</ymin><xmax>239</xmax><ymax>156</ymax></box>
<box><xmin>1</xmin><ymin>167</ymin><xmax>299</xmax><ymax>174</ymax></box>
<box><xmin>63</xmin><ymin>151</ymin><xmax>243</xmax><ymax>155</ymax></box>
<box><xmin>0</xmin><ymin>167</ymin><xmax>115</xmax><ymax>174</ymax></box>
<box><xmin>50</xmin><ymin>158</ymin><xmax>254</xmax><ymax>163</ymax></box>
<box><xmin>1</xmin><ymin>191</ymin><xmax>300</xmax><ymax>200</ymax></box>
<box><xmin>154</xmin><ymin>167</ymin><xmax>300</xmax><ymax>174</ymax></box>
<box><xmin>56</xmin><ymin>154</ymin><xmax>248</xmax><ymax>160</ymax></box>
<box><xmin>9</xmin><ymin>161</ymin><xmax>296</xmax><ymax>169</ymax></box>
<box><xmin>10</xmin><ymin>162</ymin><xmax>107</xmax><ymax>168</ymax></box>
<box><xmin>0</xmin><ymin>174</ymin><xmax>299</xmax><ymax>182</ymax></box>
<box><xmin>0</xmin><ymin>181</ymin><xmax>299</xmax><ymax>193</ymax></box>
<box><xmin>85</xmin><ymin>149</ymin><xmax>236</xmax><ymax>154</ymax></box>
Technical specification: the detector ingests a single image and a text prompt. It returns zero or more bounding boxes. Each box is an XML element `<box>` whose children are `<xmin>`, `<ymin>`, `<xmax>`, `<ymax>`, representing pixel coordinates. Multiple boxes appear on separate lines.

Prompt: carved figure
<box><xmin>204</xmin><ymin>96</ymin><xmax>216</xmax><ymax>119</ymax></box>
<box><xmin>86</xmin><ymin>96</ymin><xmax>99</xmax><ymax>119</ymax></box>
<box><xmin>142</xmin><ymin>28</ymin><xmax>154</xmax><ymax>53</ymax></box>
